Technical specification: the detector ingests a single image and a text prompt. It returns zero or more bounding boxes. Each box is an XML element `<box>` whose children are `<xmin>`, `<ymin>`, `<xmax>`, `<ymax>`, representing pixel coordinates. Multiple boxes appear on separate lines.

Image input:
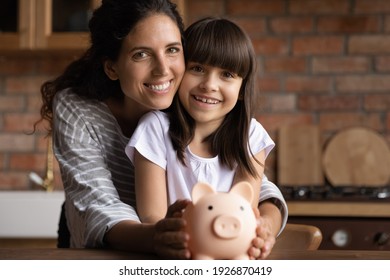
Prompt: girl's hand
<box><xmin>248</xmin><ymin>208</ymin><xmax>276</xmax><ymax>260</ymax></box>
<box><xmin>152</xmin><ymin>200</ymin><xmax>191</xmax><ymax>259</ymax></box>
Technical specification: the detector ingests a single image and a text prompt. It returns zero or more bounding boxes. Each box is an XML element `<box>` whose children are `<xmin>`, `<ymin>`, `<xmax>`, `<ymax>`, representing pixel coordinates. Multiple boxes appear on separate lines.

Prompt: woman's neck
<box><xmin>105</xmin><ymin>97</ymin><xmax>147</xmax><ymax>138</ymax></box>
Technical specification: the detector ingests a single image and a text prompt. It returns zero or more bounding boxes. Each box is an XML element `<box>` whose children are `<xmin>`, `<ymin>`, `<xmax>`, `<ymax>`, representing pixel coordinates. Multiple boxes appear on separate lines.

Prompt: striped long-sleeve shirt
<box><xmin>53</xmin><ymin>89</ymin><xmax>288</xmax><ymax>248</ymax></box>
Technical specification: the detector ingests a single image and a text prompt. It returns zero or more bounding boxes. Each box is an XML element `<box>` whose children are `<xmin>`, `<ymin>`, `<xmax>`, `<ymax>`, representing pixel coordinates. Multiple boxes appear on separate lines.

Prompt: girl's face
<box><xmin>178</xmin><ymin>62</ymin><xmax>243</xmax><ymax>131</ymax></box>
<box><xmin>105</xmin><ymin>14</ymin><xmax>185</xmax><ymax>113</ymax></box>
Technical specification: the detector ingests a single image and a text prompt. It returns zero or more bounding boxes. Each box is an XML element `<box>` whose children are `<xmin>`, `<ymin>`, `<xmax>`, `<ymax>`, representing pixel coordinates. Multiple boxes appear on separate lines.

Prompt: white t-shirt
<box><xmin>126</xmin><ymin>111</ymin><xmax>275</xmax><ymax>205</ymax></box>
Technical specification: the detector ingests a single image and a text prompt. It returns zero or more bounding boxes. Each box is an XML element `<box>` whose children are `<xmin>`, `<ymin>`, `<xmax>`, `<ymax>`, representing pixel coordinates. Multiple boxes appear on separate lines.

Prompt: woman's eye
<box><xmin>167</xmin><ymin>47</ymin><xmax>180</xmax><ymax>54</ymax></box>
<box><xmin>132</xmin><ymin>52</ymin><xmax>148</xmax><ymax>60</ymax></box>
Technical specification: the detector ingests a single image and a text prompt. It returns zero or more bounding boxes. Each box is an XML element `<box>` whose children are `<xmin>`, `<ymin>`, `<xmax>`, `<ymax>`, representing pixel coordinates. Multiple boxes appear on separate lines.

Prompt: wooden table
<box><xmin>0</xmin><ymin>248</ymin><xmax>389</xmax><ymax>260</ymax></box>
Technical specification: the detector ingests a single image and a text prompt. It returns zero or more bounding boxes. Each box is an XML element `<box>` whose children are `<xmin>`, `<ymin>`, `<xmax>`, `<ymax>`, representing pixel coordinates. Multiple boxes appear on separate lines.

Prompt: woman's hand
<box><xmin>152</xmin><ymin>199</ymin><xmax>191</xmax><ymax>259</ymax></box>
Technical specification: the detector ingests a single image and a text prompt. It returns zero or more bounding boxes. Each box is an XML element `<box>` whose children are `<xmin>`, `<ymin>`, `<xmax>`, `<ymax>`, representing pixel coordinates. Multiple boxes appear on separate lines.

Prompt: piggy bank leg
<box><xmin>192</xmin><ymin>254</ymin><xmax>214</xmax><ymax>260</ymax></box>
<box><xmin>233</xmin><ymin>254</ymin><xmax>250</xmax><ymax>260</ymax></box>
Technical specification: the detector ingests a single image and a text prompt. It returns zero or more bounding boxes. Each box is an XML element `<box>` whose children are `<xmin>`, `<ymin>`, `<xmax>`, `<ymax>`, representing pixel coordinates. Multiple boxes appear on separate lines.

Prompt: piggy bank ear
<box><xmin>192</xmin><ymin>182</ymin><xmax>215</xmax><ymax>204</ymax></box>
<box><xmin>229</xmin><ymin>181</ymin><xmax>253</xmax><ymax>203</ymax></box>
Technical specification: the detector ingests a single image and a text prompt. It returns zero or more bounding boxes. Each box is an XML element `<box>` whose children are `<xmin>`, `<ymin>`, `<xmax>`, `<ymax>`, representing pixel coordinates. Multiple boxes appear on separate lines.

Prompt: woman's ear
<box><xmin>103</xmin><ymin>59</ymin><xmax>119</xmax><ymax>80</ymax></box>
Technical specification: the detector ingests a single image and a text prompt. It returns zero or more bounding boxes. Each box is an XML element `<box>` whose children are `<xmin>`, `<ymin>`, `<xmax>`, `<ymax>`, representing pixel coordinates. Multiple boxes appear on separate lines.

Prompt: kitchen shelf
<box><xmin>287</xmin><ymin>201</ymin><xmax>390</xmax><ymax>218</ymax></box>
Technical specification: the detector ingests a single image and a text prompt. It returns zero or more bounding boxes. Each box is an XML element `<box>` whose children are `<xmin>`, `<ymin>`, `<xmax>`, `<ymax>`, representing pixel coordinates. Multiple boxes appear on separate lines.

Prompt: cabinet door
<box><xmin>0</xmin><ymin>0</ymin><xmax>35</xmax><ymax>50</ymax></box>
<box><xmin>35</xmin><ymin>0</ymin><xmax>100</xmax><ymax>50</ymax></box>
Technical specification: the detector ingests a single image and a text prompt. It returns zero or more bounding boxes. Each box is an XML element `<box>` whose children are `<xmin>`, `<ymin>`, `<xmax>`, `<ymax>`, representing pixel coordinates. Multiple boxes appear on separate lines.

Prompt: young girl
<box><xmin>126</xmin><ymin>17</ymin><xmax>285</xmax><ymax>258</ymax></box>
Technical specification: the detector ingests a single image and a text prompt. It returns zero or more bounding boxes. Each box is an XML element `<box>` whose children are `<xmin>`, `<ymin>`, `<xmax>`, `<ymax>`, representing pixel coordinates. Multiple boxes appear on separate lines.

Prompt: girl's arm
<box><xmin>133</xmin><ymin>150</ymin><xmax>169</xmax><ymax>223</ymax></box>
<box><xmin>232</xmin><ymin>149</ymin><xmax>266</xmax><ymax>208</ymax></box>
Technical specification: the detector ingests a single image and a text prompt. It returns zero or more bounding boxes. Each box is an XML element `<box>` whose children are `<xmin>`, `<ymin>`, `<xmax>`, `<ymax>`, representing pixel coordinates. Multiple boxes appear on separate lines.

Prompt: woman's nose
<box><xmin>152</xmin><ymin>55</ymin><xmax>169</xmax><ymax>76</ymax></box>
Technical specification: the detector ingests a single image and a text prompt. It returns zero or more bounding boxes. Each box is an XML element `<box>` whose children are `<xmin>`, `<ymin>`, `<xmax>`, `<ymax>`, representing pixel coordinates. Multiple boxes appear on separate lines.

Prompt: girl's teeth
<box><xmin>195</xmin><ymin>96</ymin><xmax>219</xmax><ymax>104</ymax></box>
<box><xmin>148</xmin><ymin>82</ymin><xmax>170</xmax><ymax>91</ymax></box>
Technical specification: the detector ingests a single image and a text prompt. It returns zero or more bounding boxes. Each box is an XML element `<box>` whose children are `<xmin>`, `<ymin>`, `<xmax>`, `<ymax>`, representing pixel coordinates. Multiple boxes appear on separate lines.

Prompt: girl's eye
<box><xmin>222</xmin><ymin>71</ymin><xmax>235</xmax><ymax>78</ymax></box>
<box><xmin>189</xmin><ymin>65</ymin><xmax>204</xmax><ymax>73</ymax></box>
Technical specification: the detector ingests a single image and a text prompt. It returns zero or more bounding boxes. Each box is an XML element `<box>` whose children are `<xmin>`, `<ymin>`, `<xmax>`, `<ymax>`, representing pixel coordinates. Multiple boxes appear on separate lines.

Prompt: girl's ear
<box><xmin>103</xmin><ymin>59</ymin><xmax>119</xmax><ymax>80</ymax></box>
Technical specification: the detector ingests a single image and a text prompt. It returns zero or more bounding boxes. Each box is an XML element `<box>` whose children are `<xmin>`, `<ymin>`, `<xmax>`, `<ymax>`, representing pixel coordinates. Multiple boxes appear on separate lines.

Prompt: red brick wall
<box><xmin>0</xmin><ymin>0</ymin><xmax>389</xmax><ymax>190</ymax></box>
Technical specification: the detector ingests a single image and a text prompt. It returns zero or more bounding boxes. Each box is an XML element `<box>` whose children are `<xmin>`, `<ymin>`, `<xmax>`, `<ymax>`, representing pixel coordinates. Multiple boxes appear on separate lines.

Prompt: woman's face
<box><xmin>105</xmin><ymin>14</ymin><xmax>185</xmax><ymax>112</ymax></box>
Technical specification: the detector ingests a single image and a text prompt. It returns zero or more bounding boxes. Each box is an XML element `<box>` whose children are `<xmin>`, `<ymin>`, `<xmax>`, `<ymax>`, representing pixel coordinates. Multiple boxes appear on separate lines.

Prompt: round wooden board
<box><xmin>322</xmin><ymin>127</ymin><xmax>390</xmax><ymax>187</ymax></box>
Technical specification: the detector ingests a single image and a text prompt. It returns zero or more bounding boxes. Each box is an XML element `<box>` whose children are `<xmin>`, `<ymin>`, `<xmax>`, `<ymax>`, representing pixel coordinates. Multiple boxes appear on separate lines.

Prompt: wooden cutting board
<box><xmin>277</xmin><ymin>124</ymin><xmax>324</xmax><ymax>186</ymax></box>
<box><xmin>322</xmin><ymin>127</ymin><xmax>390</xmax><ymax>187</ymax></box>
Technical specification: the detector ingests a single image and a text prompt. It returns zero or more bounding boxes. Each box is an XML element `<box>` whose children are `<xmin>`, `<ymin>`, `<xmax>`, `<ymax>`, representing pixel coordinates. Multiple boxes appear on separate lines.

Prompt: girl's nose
<box><xmin>199</xmin><ymin>74</ymin><xmax>218</xmax><ymax>92</ymax></box>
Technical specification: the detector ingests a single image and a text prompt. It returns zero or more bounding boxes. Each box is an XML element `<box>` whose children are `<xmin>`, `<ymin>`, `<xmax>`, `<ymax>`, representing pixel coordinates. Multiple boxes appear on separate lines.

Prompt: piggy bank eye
<box><xmin>208</xmin><ymin>205</ymin><xmax>213</xmax><ymax>210</ymax></box>
<box><xmin>240</xmin><ymin>206</ymin><xmax>244</xmax><ymax>211</ymax></box>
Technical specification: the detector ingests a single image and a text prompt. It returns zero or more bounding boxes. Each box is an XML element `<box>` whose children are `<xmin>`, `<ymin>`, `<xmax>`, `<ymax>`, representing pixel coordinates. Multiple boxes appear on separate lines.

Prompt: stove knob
<box><xmin>331</xmin><ymin>229</ymin><xmax>350</xmax><ymax>247</ymax></box>
<box><xmin>374</xmin><ymin>232</ymin><xmax>390</xmax><ymax>246</ymax></box>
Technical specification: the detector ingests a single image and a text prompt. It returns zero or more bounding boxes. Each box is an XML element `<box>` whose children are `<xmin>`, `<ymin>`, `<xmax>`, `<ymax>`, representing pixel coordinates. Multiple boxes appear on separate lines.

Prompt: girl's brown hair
<box><xmin>169</xmin><ymin>17</ymin><xmax>261</xmax><ymax>178</ymax></box>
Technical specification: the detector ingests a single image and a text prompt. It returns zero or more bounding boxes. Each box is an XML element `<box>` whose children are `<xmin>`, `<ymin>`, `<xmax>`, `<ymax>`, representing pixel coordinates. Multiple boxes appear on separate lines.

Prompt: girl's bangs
<box><xmin>185</xmin><ymin>20</ymin><xmax>251</xmax><ymax>77</ymax></box>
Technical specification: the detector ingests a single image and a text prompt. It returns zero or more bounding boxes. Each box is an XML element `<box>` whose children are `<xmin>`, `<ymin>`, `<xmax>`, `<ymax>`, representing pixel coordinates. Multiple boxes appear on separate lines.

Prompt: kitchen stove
<box><xmin>282</xmin><ymin>185</ymin><xmax>390</xmax><ymax>201</ymax></box>
<box><xmin>282</xmin><ymin>185</ymin><xmax>390</xmax><ymax>251</ymax></box>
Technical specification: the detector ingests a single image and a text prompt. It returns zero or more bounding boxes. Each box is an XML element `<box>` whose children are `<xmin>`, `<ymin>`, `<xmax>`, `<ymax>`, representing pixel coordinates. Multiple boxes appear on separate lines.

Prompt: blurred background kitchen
<box><xmin>0</xmin><ymin>0</ymin><xmax>389</xmax><ymax>250</ymax></box>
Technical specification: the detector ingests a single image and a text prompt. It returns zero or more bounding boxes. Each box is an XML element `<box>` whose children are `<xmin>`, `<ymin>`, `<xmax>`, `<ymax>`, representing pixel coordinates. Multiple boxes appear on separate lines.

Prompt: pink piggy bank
<box><xmin>183</xmin><ymin>181</ymin><xmax>257</xmax><ymax>260</ymax></box>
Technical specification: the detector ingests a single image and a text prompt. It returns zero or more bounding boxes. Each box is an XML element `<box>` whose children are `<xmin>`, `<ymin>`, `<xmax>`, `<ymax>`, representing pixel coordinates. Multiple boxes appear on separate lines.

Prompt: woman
<box><xmin>37</xmin><ymin>0</ymin><xmax>287</xmax><ymax>259</ymax></box>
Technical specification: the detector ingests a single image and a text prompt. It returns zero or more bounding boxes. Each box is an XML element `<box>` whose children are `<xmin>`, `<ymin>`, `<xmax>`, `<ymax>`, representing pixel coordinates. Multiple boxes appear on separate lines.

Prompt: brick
<box><xmin>232</xmin><ymin>18</ymin><xmax>267</xmax><ymax>38</ymax></box>
<box><xmin>312</xmin><ymin>57</ymin><xmax>371</xmax><ymax>74</ymax></box>
<box><xmin>364</xmin><ymin>94</ymin><xmax>390</xmax><ymax>111</ymax></box>
<box><xmin>269</xmin><ymin>17</ymin><xmax>313</xmax><ymax>34</ymax></box>
<box><xmin>336</xmin><ymin>75</ymin><xmax>390</xmax><ymax>92</ymax></box>
<box><xmin>27</xmin><ymin>95</ymin><xmax>43</xmax><ymax>113</ymax></box>
<box><xmin>185</xmin><ymin>0</ymin><xmax>224</xmax><ymax>24</ymax></box>
<box><xmin>5</xmin><ymin>76</ymin><xmax>47</xmax><ymax>95</ymax></box>
<box><xmin>36</xmin><ymin>55</ymin><xmax>79</xmax><ymax>75</ymax></box>
<box><xmin>258</xmin><ymin>77</ymin><xmax>281</xmax><ymax>92</ymax></box>
<box><xmin>349</xmin><ymin>35</ymin><xmax>390</xmax><ymax>54</ymax></box>
<box><xmin>9</xmin><ymin>153</ymin><xmax>46</xmax><ymax>172</ymax></box>
<box><xmin>255</xmin><ymin>113</ymin><xmax>314</xmax><ymax>133</ymax></box>
<box><xmin>293</xmin><ymin>36</ymin><xmax>344</xmax><ymax>55</ymax></box>
<box><xmin>0</xmin><ymin>134</ymin><xmax>35</xmax><ymax>152</ymax></box>
<box><xmin>0</xmin><ymin>153</ymin><xmax>4</xmax><ymax>170</ymax></box>
<box><xmin>298</xmin><ymin>95</ymin><xmax>361</xmax><ymax>111</ymax></box>
<box><xmin>0</xmin><ymin>96</ymin><xmax>25</xmax><ymax>111</ymax></box>
<box><xmin>385</xmin><ymin>16</ymin><xmax>390</xmax><ymax>32</ymax></box>
<box><xmin>4</xmin><ymin>112</ymin><xmax>41</xmax><ymax>133</ymax></box>
<box><xmin>375</xmin><ymin>56</ymin><xmax>390</xmax><ymax>72</ymax></box>
<box><xmin>226</xmin><ymin>0</ymin><xmax>285</xmax><ymax>16</ymax></box>
<box><xmin>0</xmin><ymin>172</ymin><xmax>30</xmax><ymax>190</ymax></box>
<box><xmin>270</xmin><ymin>95</ymin><xmax>297</xmax><ymax>112</ymax></box>
<box><xmin>285</xmin><ymin>76</ymin><xmax>331</xmax><ymax>93</ymax></box>
<box><xmin>255</xmin><ymin>95</ymin><xmax>272</xmax><ymax>112</ymax></box>
<box><xmin>355</xmin><ymin>0</ymin><xmax>390</xmax><ymax>14</ymax></box>
<box><xmin>252</xmin><ymin>38</ymin><xmax>289</xmax><ymax>55</ymax></box>
<box><xmin>317</xmin><ymin>16</ymin><xmax>381</xmax><ymax>33</ymax></box>
<box><xmin>264</xmin><ymin>57</ymin><xmax>307</xmax><ymax>74</ymax></box>
<box><xmin>0</xmin><ymin>56</ymin><xmax>36</xmax><ymax>75</ymax></box>
<box><xmin>290</xmin><ymin>0</ymin><xmax>350</xmax><ymax>15</ymax></box>
<box><xmin>319</xmin><ymin>112</ymin><xmax>383</xmax><ymax>131</ymax></box>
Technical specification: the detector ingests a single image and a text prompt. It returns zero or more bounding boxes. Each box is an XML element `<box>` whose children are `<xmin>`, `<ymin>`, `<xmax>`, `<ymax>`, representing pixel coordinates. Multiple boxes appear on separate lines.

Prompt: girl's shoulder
<box><xmin>139</xmin><ymin>110</ymin><xmax>169</xmax><ymax>126</ymax></box>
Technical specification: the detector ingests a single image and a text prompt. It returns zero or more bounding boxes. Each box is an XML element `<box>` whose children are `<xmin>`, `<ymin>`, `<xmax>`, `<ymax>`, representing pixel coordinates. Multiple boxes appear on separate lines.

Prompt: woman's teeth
<box><xmin>194</xmin><ymin>96</ymin><xmax>220</xmax><ymax>104</ymax></box>
<box><xmin>148</xmin><ymin>81</ymin><xmax>170</xmax><ymax>91</ymax></box>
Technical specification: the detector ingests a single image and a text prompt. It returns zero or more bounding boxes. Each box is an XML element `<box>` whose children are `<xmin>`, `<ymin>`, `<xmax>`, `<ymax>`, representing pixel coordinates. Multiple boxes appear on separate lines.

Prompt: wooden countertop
<box><xmin>287</xmin><ymin>201</ymin><xmax>390</xmax><ymax>218</ymax></box>
<box><xmin>1</xmin><ymin>248</ymin><xmax>389</xmax><ymax>260</ymax></box>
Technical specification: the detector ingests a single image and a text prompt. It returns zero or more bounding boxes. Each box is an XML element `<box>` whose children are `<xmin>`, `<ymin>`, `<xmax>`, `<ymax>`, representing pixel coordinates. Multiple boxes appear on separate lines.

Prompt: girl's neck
<box><xmin>189</xmin><ymin>124</ymin><xmax>218</xmax><ymax>158</ymax></box>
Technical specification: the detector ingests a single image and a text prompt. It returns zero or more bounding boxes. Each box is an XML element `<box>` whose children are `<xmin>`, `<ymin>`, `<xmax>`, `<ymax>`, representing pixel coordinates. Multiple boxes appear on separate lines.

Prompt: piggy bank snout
<box><xmin>212</xmin><ymin>215</ymin><xmax>241</xmax><ymax>239</ymax></box>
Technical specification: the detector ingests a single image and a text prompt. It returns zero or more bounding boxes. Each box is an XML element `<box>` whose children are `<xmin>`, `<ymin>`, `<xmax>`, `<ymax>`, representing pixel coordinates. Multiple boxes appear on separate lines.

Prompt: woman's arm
<box><xmin>104</xmin><ymin>200</ymin><xmax>191</xmax><ymax>259</ymax></box>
